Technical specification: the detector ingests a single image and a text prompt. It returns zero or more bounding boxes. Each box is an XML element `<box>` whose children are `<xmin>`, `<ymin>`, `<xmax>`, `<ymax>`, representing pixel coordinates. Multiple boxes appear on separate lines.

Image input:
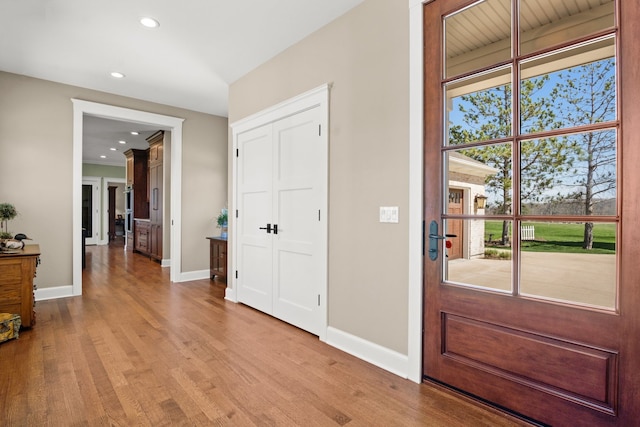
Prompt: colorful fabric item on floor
<box><xmin>0</xmin><ymin>313</ymin><xmax>21</xmax><ymax>343</ymax></box>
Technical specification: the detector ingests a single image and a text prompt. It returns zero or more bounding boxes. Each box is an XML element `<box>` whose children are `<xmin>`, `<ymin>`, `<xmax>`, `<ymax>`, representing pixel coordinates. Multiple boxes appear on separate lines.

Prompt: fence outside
<box><xmin>521</xmin><ymin>225</ymin><xmax>535</xmax><ymax>241</ymax></box>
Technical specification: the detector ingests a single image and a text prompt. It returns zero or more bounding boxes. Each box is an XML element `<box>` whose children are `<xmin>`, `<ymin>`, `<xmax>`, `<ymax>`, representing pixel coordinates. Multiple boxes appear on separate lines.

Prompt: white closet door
<box><xmin>271</xmin><ymin>107</ymin><xmax>323</xmax><ymax>335</ymax></box>
<box><xmin>236</xmin><ymin>105</ymin><xmax>326</xmax><ymax>336</ymax></box>
<box><xmin>236</xmin><ymin>124</ymin><xmax>274</xmax><ymax>314</ymax></box>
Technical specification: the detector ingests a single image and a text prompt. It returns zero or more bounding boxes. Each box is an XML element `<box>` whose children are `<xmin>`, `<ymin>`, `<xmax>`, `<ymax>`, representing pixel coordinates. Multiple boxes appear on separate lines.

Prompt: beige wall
<box><xmin>83</xmin><ymin>163</ymin><xmax>126</xmax><ymax>180</ymax></box>
<box><xmin>229</xmin><ymin>0</ymin><xmax>410</xmax><ymax>354</ymax></box>
<box><xmin>0</xmin><ymin>71</ymin><xmax>228</xmax><ymax>287</ymax></box>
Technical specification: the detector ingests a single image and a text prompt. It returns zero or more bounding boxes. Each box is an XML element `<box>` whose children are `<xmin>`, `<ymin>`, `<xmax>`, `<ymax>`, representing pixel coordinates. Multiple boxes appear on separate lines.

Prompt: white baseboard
<box><xmin>325</xmin><ymin>326</ymin><xmax>410</xmax><ymax>379</ymax></box>
<box><xmin>35</xmin><ymin>269</ymin><xmax>211</xmax><ymax>301</ymax></box>
<box><xmin>35</xmin><ymin>285</ymin><xmax>76</xmax><ymax>301</ymax></box>
<box><xmin>225</xmin><ymin>286</ymin><xmax>237</xmax><ymax>302</ymax></box>
<box><xmin>161</xmin><ymin>258</ymin><xmax>171</xmax><ymax>267</ymax></box>
<box><xmin>176</xmin><ymin>269</ymin><xmax>210</xmax><ymax>282</ymax></box>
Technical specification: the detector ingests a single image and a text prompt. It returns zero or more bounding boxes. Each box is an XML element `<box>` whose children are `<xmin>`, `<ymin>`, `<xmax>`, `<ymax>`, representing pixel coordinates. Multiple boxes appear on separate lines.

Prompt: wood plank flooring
<box><xmin>0</xmin><ymin>243</ymin><xmax>532</xmax><ymax>426</ymax></box>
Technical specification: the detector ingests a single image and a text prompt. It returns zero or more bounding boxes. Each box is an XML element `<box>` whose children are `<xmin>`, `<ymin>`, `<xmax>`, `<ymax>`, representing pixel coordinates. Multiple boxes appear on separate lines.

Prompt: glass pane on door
<box><xmin>445</xmin><ymin>144</ymin><xmax>512</xmax><ymax>215</ymax></box>
<box><xmin>445</xmin><ymin>219</ymin><xmax>513</xmax><ymax>292</ymax></box>
<box><xmin>520</xmin><ymin>221</ymin><xmax>616</xmax><ymax>308</ymax></box>
<box><xmin>519</xmin><ymin>0</ymin><xmax>615</xmax><ymax>55</ymax></box>
<box><xmin>445</xmin><ymin>66</ymin><xmax>512</xmax><ymax>145</ymax></box>
<box><xmin>520</xmin><ymin>37</ymin><xmax>616</xmax><ymax>135</ymax></box>
<box><xmin>520</xmin><ymin>130</ymin><xmax>617</xmax><ymax>215</ymax></box>
<box><xmin>444</xmin><ymin>0</ymin><xmax>511</xmax><ymax>78</ymax></box>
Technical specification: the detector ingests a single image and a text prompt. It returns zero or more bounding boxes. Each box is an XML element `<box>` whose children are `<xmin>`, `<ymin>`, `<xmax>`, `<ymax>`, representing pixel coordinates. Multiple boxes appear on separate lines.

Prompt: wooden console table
<box><xmin>0</xmin><ymin>244</ymin><xmax>40</xmax><ymax>328</ymax></box>
<box><xmin>206</xmin><ymin>236</ymin><xmax>227</xmax><ymax>281</ymax></box>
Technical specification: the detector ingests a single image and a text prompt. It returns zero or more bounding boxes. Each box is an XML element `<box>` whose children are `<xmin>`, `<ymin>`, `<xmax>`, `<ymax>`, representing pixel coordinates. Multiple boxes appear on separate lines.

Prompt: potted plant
<box><xmin>216</xmin><ymin>208</ymin><xmax>228</xmax><ymax>239</ymax></box>
<box><xmin>0</xmin><ymin>203</ymin><xmax>18</xmax><ymax>239</ymax></box>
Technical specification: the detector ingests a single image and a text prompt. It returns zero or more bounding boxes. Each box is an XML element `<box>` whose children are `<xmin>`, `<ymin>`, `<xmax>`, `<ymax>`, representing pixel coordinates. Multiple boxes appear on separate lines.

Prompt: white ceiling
<box><xmin>83</xmin><ymin>116</ymin><xmax>163</xmax><ymax>167</ymax></box>
<box><xmin>0</xmin><ymin>0</ymin><xmax>363</xmax><ymax>117</ymax></box>
<box><xmin>0</xmin><ymin>0</ymin><xmax>363</xmax><ymax>166</ymax></box>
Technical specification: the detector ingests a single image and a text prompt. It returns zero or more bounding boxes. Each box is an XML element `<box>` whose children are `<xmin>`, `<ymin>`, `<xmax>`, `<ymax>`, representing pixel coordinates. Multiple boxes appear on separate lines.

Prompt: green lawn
<box><xmin>484</xmin><ymin>221</ymin><xmax>616</xmax><ymax>254</ymax></box>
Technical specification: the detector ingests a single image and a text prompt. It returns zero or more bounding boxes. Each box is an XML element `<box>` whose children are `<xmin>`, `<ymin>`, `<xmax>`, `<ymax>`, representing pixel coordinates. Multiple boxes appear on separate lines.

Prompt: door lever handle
<box><xmin>428</xmin><ymin>220</ymin><xmax>457</xmax><ymax>261</ymax></box>
<box><xmin>429</xmin><ymin>233</ymin><xmax>457</xmax><ymax>239</ymax></box>
<box><xmin>273</xmin><ymin>224</ymin><xmax>278</xmax><ymax>235</ymax></box>
<box><xmin>259</xmin><ymin>224</ymin><xmax>272</xmax><ymax>233</ymax></box>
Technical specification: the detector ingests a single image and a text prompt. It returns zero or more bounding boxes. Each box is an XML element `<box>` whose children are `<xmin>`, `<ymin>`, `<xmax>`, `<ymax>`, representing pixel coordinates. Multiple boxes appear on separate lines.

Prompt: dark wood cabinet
<box><xmin>126</xmin><ymin>132</ymin><xmax>164</xmax><ymax>261</ymax></box>
<box><xmin>0</xmin><ymin>245</ymin><xmax>40</xmax><ymax>328</ymax></box>
<box><xmin>125</xmin><ymin>154</ymin><xmax>134</xmax><ymax>186</ymax></box>
<box><xmin>123</xmin><ymin>149</ymin><xmax>149</xmax><ymax>220</ymax></box>
<box><xmin>147</xmin><ymin>131</ymin><xmax>163</xmax><ymax>261</ymax></box>
<box><xmin>125</xmin><ymin>148</ymin><xmax>148</xmax><ymax>253</ymax></box>
<box><xmin>108</xmin><ymin>186</ymin><xmax>117</xmax><ymax>241</ymax></box>
<box><xmin>207</xmin><ymin>237</ymin><xmax>227</xmax><ymax>281</ymax></box>
<box><xmin>134</xmin><ymin>220</ymin><xmax>150</xmax><ymax>254</ymax></box>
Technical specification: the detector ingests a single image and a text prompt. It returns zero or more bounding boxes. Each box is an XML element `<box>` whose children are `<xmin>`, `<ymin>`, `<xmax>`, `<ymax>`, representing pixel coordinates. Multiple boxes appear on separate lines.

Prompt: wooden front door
<box><xmin>423</xmin><ymin>1</ymin><xmax>640</xmax><ymax>425</ymax></box>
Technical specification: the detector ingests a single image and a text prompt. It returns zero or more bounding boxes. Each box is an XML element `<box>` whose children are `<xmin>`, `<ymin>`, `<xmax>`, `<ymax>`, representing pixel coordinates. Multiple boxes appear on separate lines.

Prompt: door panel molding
<box><xmin>442</xmin><ymin>313</ymin><xmax>618</xmax><ymax>414</ymax></box>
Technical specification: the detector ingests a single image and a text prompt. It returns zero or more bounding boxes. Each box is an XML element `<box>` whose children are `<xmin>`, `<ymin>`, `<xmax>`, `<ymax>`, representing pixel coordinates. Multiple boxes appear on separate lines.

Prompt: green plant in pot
<box><xmin>216</xmin><ymin>208</ymin><xmax>228</xmax><ymax>239</ymax></box>
<box><xmin>0</xmin><ymin>203</ymin><xmax>18</xmax><ymax>239</ymax></box>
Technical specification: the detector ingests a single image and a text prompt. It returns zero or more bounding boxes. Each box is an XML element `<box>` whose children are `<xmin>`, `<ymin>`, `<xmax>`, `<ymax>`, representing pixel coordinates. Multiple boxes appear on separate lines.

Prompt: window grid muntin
<box><xmin>441</xmin><ymin>0</ymin><xmax>619</xmax><ymax>309</ymax></box>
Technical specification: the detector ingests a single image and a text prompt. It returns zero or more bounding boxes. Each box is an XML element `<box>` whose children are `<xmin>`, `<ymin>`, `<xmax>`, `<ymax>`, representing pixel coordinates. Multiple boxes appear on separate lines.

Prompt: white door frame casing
<box><xmin>407</xmin><ymin>0</ymin><xmax>427</xmax><ymax>383</ymax></box>
<box><xmin>72</xmin><ymin>99</ymin><xmax>184</xmax><ymax>296</ymax></box>
<box><xmin>101</xmin><ymin>177</ymin><xmax>127</xmax><ymax>245</ymax></box>
<box><xmin>229</xmin><ymin>84</ymin><xmax>330</xmax><ymax>343</ymax></box>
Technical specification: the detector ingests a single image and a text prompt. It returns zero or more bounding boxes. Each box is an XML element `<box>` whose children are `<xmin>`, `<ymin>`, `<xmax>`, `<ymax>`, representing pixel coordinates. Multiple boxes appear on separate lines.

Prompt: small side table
<box><xmin>206</xmin><ymin>236</ymin><xmax>227</xmax><ymax>281</ymax></box>
<box><xmin>0</xmin><ymin>244</ymin><xmax>40</xmax><ymax>328</ymax></box>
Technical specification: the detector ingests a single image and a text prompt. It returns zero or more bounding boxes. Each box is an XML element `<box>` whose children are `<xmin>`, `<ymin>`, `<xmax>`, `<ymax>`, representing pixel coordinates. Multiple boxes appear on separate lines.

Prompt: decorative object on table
<box><xmin>216</xmin><ymin>208</ymin><xmax>228</xmax><ymax>239</ymax></box>
<box><xmin>1</xmin><ymin>233</ymin><xmax>32</xmax><ymax>251</ymax></box>
<box><xmin>0</xmin><ymin>203</ymin><xmax>18</xmax><ymax>240</ymax></box>
<box><xmin>0</xmin><ymin>313</ymin><xmax>21</xmax><ymax>343</ymax></box>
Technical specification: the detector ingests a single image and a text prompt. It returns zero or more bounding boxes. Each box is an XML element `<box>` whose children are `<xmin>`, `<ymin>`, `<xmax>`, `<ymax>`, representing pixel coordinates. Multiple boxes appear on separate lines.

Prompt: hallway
<box><xmin>0</xmin><ymin>245</ymin><xmax>530</xmax><ymax>426</ymax></box>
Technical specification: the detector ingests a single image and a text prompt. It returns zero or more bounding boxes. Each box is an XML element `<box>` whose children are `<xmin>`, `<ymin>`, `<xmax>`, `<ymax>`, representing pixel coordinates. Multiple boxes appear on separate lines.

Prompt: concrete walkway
<box><xmin>446</xmin><ymin>252</ymin><xmax>616</xmax><ymax>309</ymax></box>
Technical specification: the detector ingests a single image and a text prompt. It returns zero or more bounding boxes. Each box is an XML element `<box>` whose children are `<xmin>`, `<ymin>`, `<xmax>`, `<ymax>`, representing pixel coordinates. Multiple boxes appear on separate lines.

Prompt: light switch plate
<box><xmin>379</xmin><ymin>206</ymin><xmax>399</xmax><ymax>223</ymax></box>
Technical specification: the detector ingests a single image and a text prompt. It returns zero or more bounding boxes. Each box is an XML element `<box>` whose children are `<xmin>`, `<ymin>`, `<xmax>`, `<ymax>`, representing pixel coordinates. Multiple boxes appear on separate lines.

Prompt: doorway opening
<box><xmin>106</xmin><ymin>178</ymin><xmax>126</xmax><ymax>246</ymax></box>
<box><xmin>72</xmin><ymin>100</ymin><xmax>185</xmax><ymax>294</ymax></box>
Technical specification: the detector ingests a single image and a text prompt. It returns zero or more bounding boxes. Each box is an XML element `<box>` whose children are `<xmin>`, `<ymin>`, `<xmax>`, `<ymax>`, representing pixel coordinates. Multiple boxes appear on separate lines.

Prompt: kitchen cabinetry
<box><xmin>0</xmin><ymin>245</ymin><xmax>40</xmax><ymax>328</ymax></box>
<box><xmin>124</xmin><ymin>148</ymin><xmax>149</xmax><ymax>252</ymax></box>
<box><xmin>147</xmin><ymin>131</ymin><xmax>163</xmax><ymax>261</ymax></box>
<box><xmin>134</xmin><ymin>220</ymin><xmax>150</xmax><ymax>254</ymax></box>
<box><xmin>124</xmin><ymin>149</ymin><xmax>149</xmax><ymax>219</ymax></box>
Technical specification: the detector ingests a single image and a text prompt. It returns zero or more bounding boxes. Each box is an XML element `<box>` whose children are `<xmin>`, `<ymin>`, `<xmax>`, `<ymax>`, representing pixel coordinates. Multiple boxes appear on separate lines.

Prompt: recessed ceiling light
<box><xmin>130</xmin><ymin>131</ymin><xmax>139</xmax><ymax>135</ymax></box>
<box><xmin>110</xmin><ymin>148</ymin><xmax>117</xmax><ymax>151</ymax></box>
<box><xmin>110</xmin><ymin>71</ymin><xmax>125</xmax><ymax>79</ymax></box>
<box><xmin>140</xmin><ymin>17</ymin><xmax>160</xmax><ymax>28</ymax></box>
<box><xmin>100</xmin><ymin>155</ymin><xmax>107</xmax><ymax>159</ymax></box>
<box><xmin>119</xmin><ymin>140</ymin><xmax>127</xmax><ymax>144</ymax></box>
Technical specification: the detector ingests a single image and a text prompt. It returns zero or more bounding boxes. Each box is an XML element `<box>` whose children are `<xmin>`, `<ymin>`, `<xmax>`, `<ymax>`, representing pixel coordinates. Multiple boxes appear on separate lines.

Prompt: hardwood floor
<box><xmin>0</xmin><ymin>243</ymin><xmax>532</xmax><ymax>426</ymax></box>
